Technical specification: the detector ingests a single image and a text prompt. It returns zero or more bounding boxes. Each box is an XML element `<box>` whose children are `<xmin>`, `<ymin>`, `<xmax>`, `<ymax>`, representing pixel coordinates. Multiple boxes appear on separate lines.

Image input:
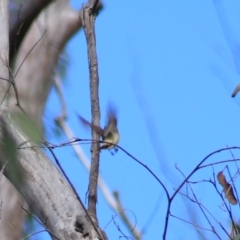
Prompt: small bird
<box><xmin>78</xmin><ymin>105</ymin><xmax>119</xmax><ymax>152</ymax></box>
<box><xmin>232</xmin><ymin>84</ymin><xmax>240</xmax><ymax>97</ymax></box>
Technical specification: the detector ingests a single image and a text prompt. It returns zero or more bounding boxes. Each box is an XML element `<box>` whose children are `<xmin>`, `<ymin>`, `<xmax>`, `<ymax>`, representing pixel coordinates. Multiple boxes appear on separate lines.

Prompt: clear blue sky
<box><xmin>40</xmin><ymin>1</ymin><xmax>240</xmax><ymax>240</ymax></box>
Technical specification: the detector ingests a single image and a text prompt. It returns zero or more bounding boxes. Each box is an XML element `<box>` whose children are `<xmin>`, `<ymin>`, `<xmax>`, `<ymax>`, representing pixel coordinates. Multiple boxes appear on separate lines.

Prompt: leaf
<box><xmin>0</xmin><ymin>117</ymin><xmax>23</xmax><ymax>188</ymax></box>
<box><xmin>11</xmin><ymin>112</ymin><xmax>42</xmax><ymax>145</ymax></box>
<box><xmin>217</xmin><ymin>171</ymin><xmax>237</xmax><ymax>205</ymax></box>
<box><xmin>234</xmin><ymin>234</ymin><xmax>240</xmax><ymax>240</ymax></box>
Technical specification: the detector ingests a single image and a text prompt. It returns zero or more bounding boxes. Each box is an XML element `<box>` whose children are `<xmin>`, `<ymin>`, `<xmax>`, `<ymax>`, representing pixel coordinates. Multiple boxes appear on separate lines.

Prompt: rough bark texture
<box><xmin>0</xmin><ymin>1</ymin><xmax>22</xmax><ymax>239</ymax></box>
<box><xmin>81</xmin><ymin>3</ymin><xmax>101</xmax><ymax>220</ymax></box>
<box><xmin>0</xmin><ymin>178</ymin><xmax>26</xmax><ymax>240</ymax></box>
<box><xmin>0</xmin><ymin>116</ymin><xmax>100</xmax><ymax>239</ymax></box>
<box><xmin>9</xmin><ymin>0</ymin><xmax>82</xmax><ymax>129</ymax></box>
<box><xmin>0</xmin><ymin>0</ymin><xmax>104</xmax><ymax>239</ymax></box>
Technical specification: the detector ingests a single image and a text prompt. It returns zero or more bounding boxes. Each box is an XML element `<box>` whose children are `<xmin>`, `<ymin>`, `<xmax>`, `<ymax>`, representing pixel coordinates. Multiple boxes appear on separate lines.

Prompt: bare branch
<box><xmin>80</xmin><ymin>0</ymin><xmax>101</xmax><ymax>221</ymax></box>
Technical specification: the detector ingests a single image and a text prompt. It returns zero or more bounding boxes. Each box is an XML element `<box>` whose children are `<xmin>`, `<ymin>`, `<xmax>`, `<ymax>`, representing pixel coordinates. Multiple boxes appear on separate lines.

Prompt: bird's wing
<box><xmin>102</xmin><ymin>105</ymin><xmax>118</xmax><ymax>138</ymax></box>
<box><xmin>78</xmin><ymin>114</ymin><xmax>103</xmax><ymax>136</ymax></box>
<box><xmin>103</xmin><ymin>121</ymin><xmax>114</xmax><ymax>139</ymax></box>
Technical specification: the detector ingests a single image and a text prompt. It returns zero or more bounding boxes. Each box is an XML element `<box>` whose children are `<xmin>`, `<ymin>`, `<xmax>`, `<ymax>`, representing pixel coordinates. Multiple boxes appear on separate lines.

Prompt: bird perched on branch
<box><xmin>78</xmin><ymin>105</ymin><xmax>119</xmax><ymax>152</ymax></box>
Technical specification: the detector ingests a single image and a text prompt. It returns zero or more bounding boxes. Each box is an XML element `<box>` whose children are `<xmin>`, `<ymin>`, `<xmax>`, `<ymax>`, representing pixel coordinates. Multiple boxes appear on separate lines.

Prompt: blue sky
<box><xmin>39</xmin><ymin>1</ymin><xmax>240</xmax><ymax>240</ymax></box>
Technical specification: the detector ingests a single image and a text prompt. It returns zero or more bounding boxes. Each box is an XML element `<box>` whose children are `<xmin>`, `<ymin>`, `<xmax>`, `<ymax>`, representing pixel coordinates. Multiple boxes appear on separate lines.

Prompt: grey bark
<box><xmin>9</xmin><ymin>0</ymin><xmax>54</xmax><ymax>62</ymax></box>
<box><xmin>9</xmin><ymin>0</ymin><xmax>82</xmax><ymax>129</ymax></box>
<box><xmin>0</xmin><ymin>0</ymin><xmax>105</xmax><ymax>239</ymax></box>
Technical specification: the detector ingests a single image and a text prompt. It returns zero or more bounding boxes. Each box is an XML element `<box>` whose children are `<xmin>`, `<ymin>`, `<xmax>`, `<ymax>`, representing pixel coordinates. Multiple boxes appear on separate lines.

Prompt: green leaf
<box><xmin>12</xmin><ymin>112</ymin><xmax>42</xmax><ymax>145</ymax></box>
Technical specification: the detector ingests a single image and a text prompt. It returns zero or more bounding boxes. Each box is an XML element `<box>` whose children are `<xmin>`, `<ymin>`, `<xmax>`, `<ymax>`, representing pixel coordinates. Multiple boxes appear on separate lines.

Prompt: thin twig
<box><xmin>56</xmin><ymin>116</ymin><xmax>142</xmax><ymax>238</ymax></box>
<box><xmin>170</xmin><ymin>213</ymin><xmax>213</xmax><ymax>232</ymax></box>
<box><xmin>19</xmin><ymin>203</ymin><xmax>60</xmax><ymax>240</ymax></box>
<box><xmin>47</xmin><ymin>145</ymin><xmax>105</xmax><ymax>239</ymax></box>
<box><xmin>175</xmin><ymin>165</ymin><xmax>222</xmax><ymax>239</ymax></box>
<box><xmin>162</xmin><ymin>146</ymin><xmax>240</xmax><ymax>239</ymax></box>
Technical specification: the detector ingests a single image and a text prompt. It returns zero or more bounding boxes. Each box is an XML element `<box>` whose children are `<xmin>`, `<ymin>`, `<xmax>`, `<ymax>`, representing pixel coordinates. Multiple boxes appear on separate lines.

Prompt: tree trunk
<box><xmin>0</xmin><ymin>0</ymin><xmax>105</xmax><ymax>239</ymax></box>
